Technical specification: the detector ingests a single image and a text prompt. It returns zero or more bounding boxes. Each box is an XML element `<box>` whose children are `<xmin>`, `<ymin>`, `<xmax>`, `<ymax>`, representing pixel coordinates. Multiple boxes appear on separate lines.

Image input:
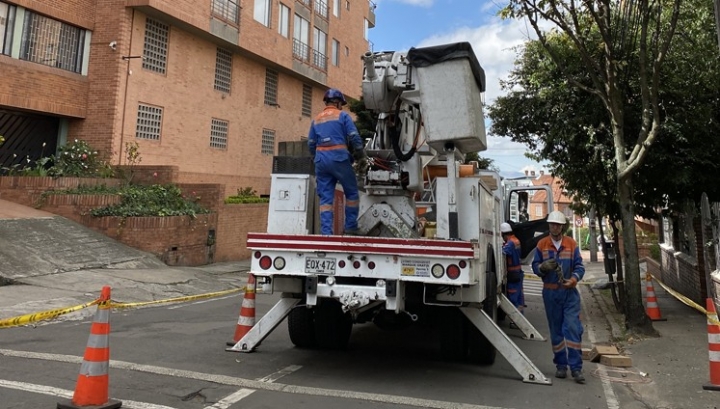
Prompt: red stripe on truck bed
<box><xmin>247</xmin><ymin>233</ymin><xmax>476</xmax><ymax>258</ymax></box>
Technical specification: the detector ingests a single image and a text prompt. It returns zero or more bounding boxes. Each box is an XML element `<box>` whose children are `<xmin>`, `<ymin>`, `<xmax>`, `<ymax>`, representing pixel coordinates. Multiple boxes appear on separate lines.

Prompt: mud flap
<box><xmin>460</xmin><ymin>306</ymin><xmax>552</xmax><ymax>385</ymax></box>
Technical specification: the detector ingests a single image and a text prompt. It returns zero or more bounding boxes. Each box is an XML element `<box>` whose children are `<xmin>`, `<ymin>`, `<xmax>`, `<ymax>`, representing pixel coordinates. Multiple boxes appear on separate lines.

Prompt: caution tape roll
<box><xmin>648</xmin><ymin>274</ymin><xmax>720</xmax><ymax>327</ymax></box>
<box><xmin>0</xmin><ymin>286</ymin><xmax>245</xmax><ymax>328</ymax></box>
<box><xmin>0</xmin><ymin>299</ymin><xmax>100</xmax><ymax>329</ymax></box>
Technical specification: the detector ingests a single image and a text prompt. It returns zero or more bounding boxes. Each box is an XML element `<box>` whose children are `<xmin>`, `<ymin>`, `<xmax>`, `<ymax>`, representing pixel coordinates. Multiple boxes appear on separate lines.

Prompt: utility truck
<box><xmin>228</xmin><ymin>42</ymin><xmax>554</xmax><ymax>385</ymax></box>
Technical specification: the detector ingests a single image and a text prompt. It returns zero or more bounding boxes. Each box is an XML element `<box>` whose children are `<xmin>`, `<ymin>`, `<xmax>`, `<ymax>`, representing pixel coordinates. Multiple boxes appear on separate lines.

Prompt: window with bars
<box><xmin>136</xmin><ymin>104</ymin><xmax>163</xmax><ymax>141</ymax></box>
<box><xmin>211</xmin><ymin>0</ymin><xmax>240</xmax><ymax>25</ymax></box>
<box><xmin>261</xmin><ymin>129</ymin><xmax>275</xmax><ymax>155</ymax></box>
<box><xmin>210</xmin><ymin>118</ymin><xmax>229</xmax><ymax>149</ymax></box>
<box><xmin>142</xmin><ymin>19</ymin><xmax>169</xmax><ymax>74</ymax></box>
<box><xmin>214</xmin><ymin>47</ymin><xmax>232</xmax><ymax>93</ymax></box>
<box><xmin>264</xmin><ymin>68</ymin><xmax>278</xmax><ymax>105</ymax></box>
<box><xmin>314</xmin><ymin>0</ymin><xmax>329</xmax><ymax>19</ymax></box>
<box><xmin>302</xmin><ymin>84</ymin><xmax>312</xmax><ymax>117</ymax></box>
<box><xmin>18</xmin><ymin>11</ymin><xmax>86</xmax><ymax>73</ymax></box>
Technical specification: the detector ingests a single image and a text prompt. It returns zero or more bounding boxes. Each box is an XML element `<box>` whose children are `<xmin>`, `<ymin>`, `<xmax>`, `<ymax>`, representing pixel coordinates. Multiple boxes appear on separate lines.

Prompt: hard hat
<box><xmin>500</xmin><ymin>222</ymin><xmax>513</xmax><ymax>233</ymax></box>
<box><xmin>323</xmin><ymin>88</ymin><xmax>347</xmax><ymax>105</ymax></box>
<box><xmin>547</xmin><ymin>211</ymin><xmax>567</xmax><ymax>225</ymax></box>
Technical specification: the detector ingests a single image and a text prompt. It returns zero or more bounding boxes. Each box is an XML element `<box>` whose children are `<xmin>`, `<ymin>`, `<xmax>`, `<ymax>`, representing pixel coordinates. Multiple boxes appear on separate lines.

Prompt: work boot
<box><xmin>555</xmin><ymin>368</ymin><xmax>567</xmax><ymax>379</ymax></box>
<box><xmin>572</xmin><ymin>370</ymin><xmax>585</xmax><ymax>384</ymax></box>
<box><xmin>344</xmin><ymin>228</ymin><xmax>361</xmax><ymax>236</ymax></box>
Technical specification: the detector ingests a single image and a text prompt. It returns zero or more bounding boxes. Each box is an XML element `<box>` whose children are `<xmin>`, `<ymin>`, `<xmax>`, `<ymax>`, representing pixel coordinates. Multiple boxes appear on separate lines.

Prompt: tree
<box><xmin>464</xmin><ymin>151</ymin><xmax>500</xmax><ymax>171</ymax></box>
<box><xmin>348</xmin><ymin>98</ymin><xmax>379</xmax><ymax>140</ymax></box>
<box><xmin>500</xmin><ymin>0</ymin><xmax>684</xmax><ymax>335</ymax></box>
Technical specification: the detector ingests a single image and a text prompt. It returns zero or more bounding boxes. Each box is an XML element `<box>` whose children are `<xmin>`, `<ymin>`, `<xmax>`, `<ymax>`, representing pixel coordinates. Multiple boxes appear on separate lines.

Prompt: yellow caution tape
<box><xmin>647</xmin><ymin>274</ymin><xmax>720</xmax><ymax>327</ymax></box>
<box><xmin>0</xmin><ymin>286</ymin><xmax>246</xmax><ymax>328</ymax></box>
<box><xmin>522</xmin><ymin>272</ymin><xmax>619</xmax><ymax>286</ymax></box>
<box><xmin>110</xmin><ymin>287</ymin><xmax>244</xmax><ymax>309</ymax></box>
<box><xmin>0</xmin><ymin>299</ymin><xmax>100</xmax><ymax>329</ymax></box>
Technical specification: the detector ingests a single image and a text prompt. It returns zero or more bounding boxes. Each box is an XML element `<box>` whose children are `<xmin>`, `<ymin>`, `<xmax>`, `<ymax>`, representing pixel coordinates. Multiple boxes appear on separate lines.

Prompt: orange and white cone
<box><xmin>57</xmin><ymin>286</ymin><xmax>122</xmax><ymax>409</ymax></box>
<box><xmin>703</xmin><ymin>298</ymin><xmax>720</xmax><ymax>391</ymax></box>
<box><xmin>227</xmin><ymin>274</ymin><xmax>256</xmax><ymax>346</ymax></box>
<box><xmin>644</xmin><ymin>273</ymin><xmax>666</xmax><ymax>321</ymax></box>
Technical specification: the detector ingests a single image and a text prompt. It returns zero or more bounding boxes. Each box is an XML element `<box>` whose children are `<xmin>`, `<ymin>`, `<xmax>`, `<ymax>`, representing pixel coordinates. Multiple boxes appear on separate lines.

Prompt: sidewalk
<box><xmin>580</xmin><ymin>251</ymin><xmax>719</xmax><ymax>409</ymax></box>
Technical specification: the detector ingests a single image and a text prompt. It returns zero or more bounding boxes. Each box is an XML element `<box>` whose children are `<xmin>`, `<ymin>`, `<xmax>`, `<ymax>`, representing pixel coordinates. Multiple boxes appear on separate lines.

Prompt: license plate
<box><xmin>305</xmin><ymin>257</ymin><xmax>336</xmax><ymax>275</ymax></box>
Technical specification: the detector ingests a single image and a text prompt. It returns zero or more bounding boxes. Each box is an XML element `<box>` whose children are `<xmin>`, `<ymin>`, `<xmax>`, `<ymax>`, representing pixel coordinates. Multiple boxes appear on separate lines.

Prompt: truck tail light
<box><xmin>458</xmin><ymin>260</ymin><xmax>467</xmax><ymax>269</ymax></box>
<box><xmin>431</xmin><ymin>263</ymin><xmax>444</xmax><ymax>278</ymax></box>
<box><xmin>273</xmin><ymin>257</ymin><xmax>286</xmax><ymax>270</ymax></box>
<box><xmin>254</xmin><ymin>251</ymin><xmax>262</xmax><ymax>259</ymax></box>
<box><xmin>447</xmin><ymin>264</ymin><xmax>461</xmax><ymax>280</ymax></box>
<box><xmin>259</xmin><ymin>255</ymin><xmax>272</xmax><ymax>270</ymax></box>
<box><xmin>353</xmin><ymin>261</ymin><xmax>361</xmax><ymax>269</ymax></box>
<box><xmin>368</xmin><ymin>261</ymin><xmax>376</xmax><ymax>270</ymax></box>
<box><xmin>338</xmin><ymin>260</ymin><xmax>346</xmax><ymax>268</ymax></box>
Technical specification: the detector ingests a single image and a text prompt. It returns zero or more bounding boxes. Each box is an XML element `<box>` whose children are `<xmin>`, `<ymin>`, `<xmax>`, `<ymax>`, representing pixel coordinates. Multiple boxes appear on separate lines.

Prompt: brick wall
<box><xmin>0</xmin><ymin>176</ymin><xmax>122</xmax><ymax>207</ymax></box>
<box><xmin>215</xmin><ymin>203</ymin><xmax>268</xmax><ymax>261</ymax></box>
<box><xmin>40</xmin><ymin>194</ymin><xmax>122</xmax><ymax>222</ymax></box>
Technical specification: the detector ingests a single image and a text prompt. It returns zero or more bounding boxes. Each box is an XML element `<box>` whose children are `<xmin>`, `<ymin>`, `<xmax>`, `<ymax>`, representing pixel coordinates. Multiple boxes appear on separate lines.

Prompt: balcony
<box><xmin>314</xmin><ymin>0</ymin><xmax>329</xmax><ymax>21</ymax></box>
<box><xmin>211</xmin><ymin>0</ymin><xmax>240</xmax><ymax>26</ymax></box>
<box><xmin>368</xmin><ymin>0</ymin><xmax>376</xmax><ymax>28</ymax></box>
<box><xmin>296</xmin><ymin>0</ymin><xmax>311</xmax><ymax>10</ymax></box>
<box><xmin>312</xmin><ymin>48</ymin><xmax>327</xmax><ymax>71</ymax></box>
<box><xmin>293</xmin><ymin>38</ymin><xmax>327</xmax><ymax>73</ymax></box>
<box><xmin>293</xmin><ymin>38</ymin><xmax>310</xmax><ymax>62</ymax></box>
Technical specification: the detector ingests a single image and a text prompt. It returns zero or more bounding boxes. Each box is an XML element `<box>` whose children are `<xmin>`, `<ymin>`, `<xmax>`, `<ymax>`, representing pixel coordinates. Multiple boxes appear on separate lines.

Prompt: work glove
<box><xmin>562</xmin><ymin>276</ymin><xmax>578</xmax><ymax>289</ymax></box>
<box><xmin>352</xmin><ymin>149</ymin><xmax>367</xmax><ymax>161</ymax></box>
<box><xmin>539</xmin><ymin>259</ymin><xmax>559</xmax><ymax>274</ymax></box>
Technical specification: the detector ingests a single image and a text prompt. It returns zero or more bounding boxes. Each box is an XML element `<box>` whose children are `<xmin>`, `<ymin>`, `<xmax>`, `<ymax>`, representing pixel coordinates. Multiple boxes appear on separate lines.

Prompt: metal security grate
<box><xmin>142</xmin><ymin>19</ymin><xmax>169</xmax><ymax>74</ymax></box>
<box><xmin>264</xmin><ymin>68</ymin><xmax>278</xmax><ymax>105</ymax></box>
<box><xmin>210</xmin><ymin>118</ymin><xmax>228</xmax><ymax>149</ymax></box>
<box><xmin>136</xmin><ymin>104</ymin><xmax>163</xmax><ymax>140</ymax></box>
<box><xmin>19</xmin><ymin>11</ymin><xmax>85</xmax><ymax>73</ymax></box>
<box><xmin>261</xmin><ymin>128</ymin><xmax>275</xmax><ymax>155</ymax></box>
<box><xmin>302</xmin><ymin>84</ymin><xmax>312</xmax><ymax>117</ymax></box>
<box><xmin>211</xmin><ymin>0</ymin><xmax>240</xmax><ymax>24</ymax></box>
<box><xmin>214</xmin><ymin>47</ymin><xmax>232</xmax><ymax>93</ymax></box>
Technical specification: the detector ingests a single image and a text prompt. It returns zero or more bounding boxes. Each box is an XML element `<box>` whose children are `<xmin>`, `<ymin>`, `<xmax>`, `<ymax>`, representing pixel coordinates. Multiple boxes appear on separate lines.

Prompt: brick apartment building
<box><xmin>0</xmin><ymin>0</ymin><xmax>375</xmax><ymax>195</ymax></box>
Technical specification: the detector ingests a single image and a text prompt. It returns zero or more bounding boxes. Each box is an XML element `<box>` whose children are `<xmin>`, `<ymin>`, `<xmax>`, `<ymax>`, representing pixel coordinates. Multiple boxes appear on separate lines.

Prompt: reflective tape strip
<box><xmin>86</xmin><ymin>334</ymin><xmax>109</xmax><ymax>349</ymax></box>
<box><xmin>646</xmin><ymin>302</ymin><xmax>658</xmax><ymax>308</ymax></box>
<box><xmin>94</xmin><ymin>309</ymin><xmax>110</xmax><ymax>323</ymax></box>
<box><xmin>710</xmin><ymin>334</ymin><xmax>720</xmax><ymax>343</ymax></box>
<box><xmin>710</xmin><ymin>351</ymin><xmax>720</xmax><ymax>362</ymax></box>
<box><xmin>241</xmin><ymin>299</ymin><xmax>255</xmax><ymax>308</ymax></box>
<box><xmin>79</xmin><ymin>360</ymin><xmax>109</xmax><ymax>376</ymax></box>
<box><xmin>552</xmin><ymin>341</ymin><xmax>566</xmax><ymax>353</ymax></box>
<box><xmin>646</xmin><ymin>290</ymin><xmax>656</xmax><ymax>297</ymax></box>
<box><xmin>237</xmin><ymin>316</ymin><xmax>255</xmax><ymax>326</ymax></box>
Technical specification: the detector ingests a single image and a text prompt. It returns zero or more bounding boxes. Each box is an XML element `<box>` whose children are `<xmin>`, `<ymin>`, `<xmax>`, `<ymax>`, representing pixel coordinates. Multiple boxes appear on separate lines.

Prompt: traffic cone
<box><xmin>703</xmin><ymin>298</ymin><xmax>720</xmax><ymax>391</ymax></box>
<box><xmin>644</xmin><ymin>273</ymin><xmax>666</xmax><ymax>321</ymax></box>
<box><xmin>57</xmin><ymin>286</ymin><xmax>122</xmax><ymax>409</ymax></box>
<box><xmin>226</xmin><ymin>274</ymin><xmax>256</xmax><ymax>346</ymax></box>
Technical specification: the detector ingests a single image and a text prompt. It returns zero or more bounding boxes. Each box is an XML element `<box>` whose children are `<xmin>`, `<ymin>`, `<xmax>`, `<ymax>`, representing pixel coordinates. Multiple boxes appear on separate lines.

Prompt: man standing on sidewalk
<box><xmin>532</xmin><ymin>211</ymin><xmax>586</xmax><ymax>384</ymax></box>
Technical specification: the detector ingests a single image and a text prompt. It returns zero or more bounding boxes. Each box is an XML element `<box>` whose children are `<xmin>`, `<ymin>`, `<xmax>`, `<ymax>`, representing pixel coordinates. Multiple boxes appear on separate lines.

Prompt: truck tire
<box><xmin>314</xmin><ymin>299</ymin><xmax>353</xmax><ymax>349</ymax></box>
<box><xmin>288</xmin><ymin>305</ymin><xmax>317</xmax><ymax>348</ymax></box>
<box><xmin>467</xmin><ymin>248</ymin><xmax>498</xmax><ymax>365</ymax></box>
<box><xmin>439</xmin><ymin>307</ymin><xmax>468</xmax><ymax>361</ymax></box>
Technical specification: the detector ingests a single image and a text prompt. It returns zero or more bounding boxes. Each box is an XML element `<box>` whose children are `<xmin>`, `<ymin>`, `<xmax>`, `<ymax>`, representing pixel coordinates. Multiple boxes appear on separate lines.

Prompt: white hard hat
<box><xmin>547</xmin><ymin>211</ymin><xmax>567</xmax><ymax>225</ymax></box>
<box><xmin>500</xmin><ymin>222</ymin><xmax>513</xmax><ymax>233</ymax></box>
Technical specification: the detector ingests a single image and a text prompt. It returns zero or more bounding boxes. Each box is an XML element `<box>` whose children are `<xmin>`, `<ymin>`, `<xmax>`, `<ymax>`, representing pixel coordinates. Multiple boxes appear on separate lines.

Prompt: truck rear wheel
<box><xmin>288</xmin><ymin>305</ymin><xmax>317</xmax><ymax>348</ymax></box>
<box><xmin>314</xmin><ymin>299</ymin><xmax>353</xmax><ymax>349</ymax></box>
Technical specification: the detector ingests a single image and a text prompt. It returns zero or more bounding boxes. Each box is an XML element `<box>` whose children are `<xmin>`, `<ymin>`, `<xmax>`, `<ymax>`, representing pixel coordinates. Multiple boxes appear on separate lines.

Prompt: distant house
<box><xmin>529</xmin><ymin>172</ymin><xmax>574</xmax><ymax>221</ymax></box>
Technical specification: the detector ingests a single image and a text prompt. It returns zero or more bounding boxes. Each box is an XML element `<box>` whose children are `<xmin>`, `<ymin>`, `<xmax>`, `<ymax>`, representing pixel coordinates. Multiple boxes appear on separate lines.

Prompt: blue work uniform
<box><xmin>307</xmin><ymin>106</ymin><xmax>364</xmax><ymax>235</ymax></box>
<box><xmin>503</xmin><ymin>234</ymin><xmax>524</xmax><ymax>312</ymax></box>
<box><xmin>531</xmin><ymin>236</ymin><xmax>585</xmax><ymax>373</ymax></box>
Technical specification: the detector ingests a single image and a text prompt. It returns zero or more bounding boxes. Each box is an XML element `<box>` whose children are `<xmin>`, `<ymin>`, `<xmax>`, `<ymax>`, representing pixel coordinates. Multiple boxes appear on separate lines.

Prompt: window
<box><xmin>264</xmin><ymin>68</ymin><xmax>278</xmax><ymax>105</ymax></box>
<box><xmin>261</xmin><ymin>129</ymin><xmax>275</xmax><ymax>155</ymax></box>
<box><xmin>332</xmin><ymin>0</ymin><xmax>339</xmax><ymax>17</ymax></box>
<box><xmin>312</xmin><ymin>27</ymin><xmax>327</xmax><ymax>70</ymax></box>
<box><xmin>142</xmin><ymin>18</ymin><xmax>169</xmax><ymax>74</ymax></box>
<box><xmin>302</xmin><ymin>84</ymin><xmax>312</xmax><ymax>117</ymax></box>
<box><xmin>0</xmin><ymin>2</ymin><xmax>15</xmax><ymax>56</ymax></box>
<box><xmin>210</xmin><ymin>118</ymin><xmax>229</xmax><ymax>149</ymax></box>
<box><xmin>314</xmin><ymin>0</ymin><xmax>328</xmax><ymax>20</ymax></box>
<box><xmin>254</xmin><ymin>0</ymin><xmax>272</xmax><ymax>27</ymax></box>
<box><xmin>331</xmin><ymin>39</ymin><xmax>339</xmax><ymax>66</ymax></box>
<box><xmin>278</xmin><ymin>3</ymin><xmax>290</xmax><ymax>38</ymax></box>
<box><xmin>136</xmin><ymin>104</ymin><xmax>163</xmax><ymax>140</ymax></box>
<box><xmin>214</xmin><ymin>47</ymin><xmax>232</xmax><ymax>93</ymax></box>
<box><xmin>212</xmin><ymin>0</ymin><xmax>240</xmax><ymax>24</ymax></box>
<box><xmin>293</xmin><ymin>14</ymin><xmax>310</xmax><ymax>61</ymax></box>
<box><xmin>534</xmin><ymin>204</ymin><xmax>542</xmax><ymax>217</ymax></box>
<box><xmin>19</xmin><ymin>11</ymin><xmax>86</xmax><ymax>73</ymax></box>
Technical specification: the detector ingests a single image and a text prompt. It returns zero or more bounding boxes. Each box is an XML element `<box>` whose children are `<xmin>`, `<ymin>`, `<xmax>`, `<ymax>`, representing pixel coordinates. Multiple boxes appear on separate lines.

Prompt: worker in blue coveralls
<box><xmin>501</xmin><ymin>222</ymin><xmax>524</xmax><ymax>323</ymax></box>
<box><xmin>531</xmin><ymin>210</ymin><xmax>586</xmax><ymax>384</ymax></box>
<box><xmin>308</xmin><ymin>88</ymin><xmax>366</xmax><ymax>235</ymax></box>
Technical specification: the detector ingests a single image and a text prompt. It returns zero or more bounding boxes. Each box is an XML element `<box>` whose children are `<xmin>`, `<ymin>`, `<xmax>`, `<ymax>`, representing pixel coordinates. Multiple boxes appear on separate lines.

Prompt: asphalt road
<box><xmin>1</xmin><ymin>280</ymin><xmax>620</xmax><ymax>409</ymax></box>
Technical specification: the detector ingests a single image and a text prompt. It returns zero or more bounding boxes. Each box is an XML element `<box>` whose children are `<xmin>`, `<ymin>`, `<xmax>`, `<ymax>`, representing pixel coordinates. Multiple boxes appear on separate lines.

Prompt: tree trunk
<box><xmin>617</xmin><ymin>176</ymin><xmax>657</xmax><ymax>336</ymax></box>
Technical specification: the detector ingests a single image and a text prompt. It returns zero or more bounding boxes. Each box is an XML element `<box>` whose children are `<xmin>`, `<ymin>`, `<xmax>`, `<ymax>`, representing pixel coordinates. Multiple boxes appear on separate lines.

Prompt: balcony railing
<box><xmin>312</xmin><ymin>48</ymin><xmax>327</xmax><ymax>71</ymax></box>
<box><xmin>212</xmin><ymin>0</ymin><xmax>240</xmax><ymax>25</ymax></box>
<box><xmin>314</xmin><ymin>0</ymin><xmax>329</xmax><ymax>20</ymax></box>
<box><xmin>293</xmin><ymin>38</ymin><xmax>327</xmax><ymax>72</ymax></box>
<box><xmin>296</xmin><ymin>0</ymin><xmax>311</xmax><ymax>10</ymax></box>
<box><xmin>293</xmin><ymin>38</ymin><xmax>310</xmax><ymax>62</ymax></box>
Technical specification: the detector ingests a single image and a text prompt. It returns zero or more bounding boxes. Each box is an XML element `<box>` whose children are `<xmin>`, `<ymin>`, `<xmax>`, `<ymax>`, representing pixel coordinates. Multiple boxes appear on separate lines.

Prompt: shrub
<box><xmin>649</xmin><ymin>243</ymin><xmax>661</xmax><ymax>262</ymax></box>
<box><xmin>224</xmin><ymin>187</ymin><xmax>269</xmax><ymax>204</ymax></box>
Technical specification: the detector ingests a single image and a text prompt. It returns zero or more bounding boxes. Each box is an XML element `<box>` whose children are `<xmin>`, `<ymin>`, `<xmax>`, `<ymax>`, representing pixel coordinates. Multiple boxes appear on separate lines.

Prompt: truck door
<box><xmin>504</xmin><ymin>186</ymin><xmax>554</xmax><ymax>262</ymax></box>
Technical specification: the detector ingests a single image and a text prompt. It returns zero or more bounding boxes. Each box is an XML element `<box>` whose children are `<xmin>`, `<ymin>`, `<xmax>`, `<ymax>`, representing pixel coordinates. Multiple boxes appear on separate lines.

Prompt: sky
<box><xmin>367</xmin><ymin>0</ymin><xmax>548</xmax><ymax>178</ymax></box>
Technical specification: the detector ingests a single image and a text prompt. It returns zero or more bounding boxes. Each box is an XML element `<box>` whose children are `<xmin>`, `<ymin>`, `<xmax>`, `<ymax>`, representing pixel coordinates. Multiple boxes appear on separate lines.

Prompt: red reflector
<box><xmin>459</xmin><ymin>260</ymin><xmax>467</xmax><ymax>269</ymax></box>
<box><xmin>447</xmin><ymin>264</ymin><xmax>461</xmax><ymax>280</ymax></box>
<box><xmin>338</xmin><ymin>260</ymin><xmax>346</xmax><ymax>268</ymax></box>
<box><xmin>259</xmin><ymin>256</ymin><xmax>272</xmax><ymax>270</ymax></box>
<box><xmin>353</xmin><ymin>261</ymin><xmax>361</xmax><ymax>269</ymax></box>
<box><xmin>254</xmin><ymin>251</ymin><xmax>262</xmax><ymax>259</ymax></box>
<box><xmin>368</xmin><ymin>261</ymin><xmax>376</xmax><ymax>269</ymax></box>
